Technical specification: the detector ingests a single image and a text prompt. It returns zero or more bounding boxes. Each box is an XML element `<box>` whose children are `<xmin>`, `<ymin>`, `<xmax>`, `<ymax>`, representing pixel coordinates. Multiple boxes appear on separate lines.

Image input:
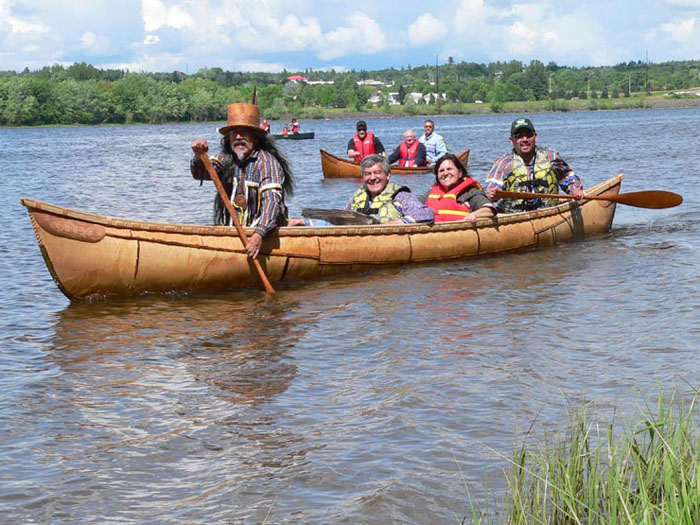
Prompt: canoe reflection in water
<box><xmin>50</xmin><ymin>295</ymin><xmax>304</xmax><ymax>405</ymax></box>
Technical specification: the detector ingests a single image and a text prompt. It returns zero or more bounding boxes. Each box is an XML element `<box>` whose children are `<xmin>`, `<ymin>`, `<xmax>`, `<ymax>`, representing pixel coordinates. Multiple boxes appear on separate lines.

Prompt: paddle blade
<box><xmin>301</xmin><ymin>208</ymin><xmax>379</xmax><ymax>225</ymax></box>
<box><xmin>611</xmin><ymin>191</ymin><xmax>683</xmax><ymax>209</ymax></box>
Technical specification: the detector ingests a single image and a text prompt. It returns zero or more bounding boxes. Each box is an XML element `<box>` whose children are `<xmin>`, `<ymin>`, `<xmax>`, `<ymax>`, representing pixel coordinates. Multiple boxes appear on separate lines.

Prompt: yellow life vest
<box><xmin>349</xmin><ymin>182</ymin><xmax>407</xmax><ymax>223</ymax></box>
<box><xmin>505</xmin><ymin>148</ymin><xmax>559</xmax><ymax>212</ymax></box>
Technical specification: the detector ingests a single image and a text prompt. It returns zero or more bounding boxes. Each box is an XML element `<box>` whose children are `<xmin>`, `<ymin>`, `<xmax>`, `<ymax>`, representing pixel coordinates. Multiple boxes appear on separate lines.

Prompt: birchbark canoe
<box><xmin>321</xmin><ymin>148</ymin><xmax>471</xmax><ymax>178</ymax></box>
<box><xmin>270</xmin><ymin>132</ymin><xmax>315</xmax><ymax>140</ymax></box>
<box><xmin>21</xmin><ymin>174</ymin><xmax>622</xmax><ymax>301</ymax></box>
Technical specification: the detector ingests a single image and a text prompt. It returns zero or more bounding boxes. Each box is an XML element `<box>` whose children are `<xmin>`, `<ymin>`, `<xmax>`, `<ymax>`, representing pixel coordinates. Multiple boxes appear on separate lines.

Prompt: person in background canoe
<box><xmin>387</xmin><ymin>129</ymin><xmax>427</xmax><ymax>167</ymax></box>
<box><xmin>261</xmin><ymin>118</ymin><xmax>271</xmax><ymax>134</ymax></box>
<box><xmin>290</xmin><ymin>118</ymin><xmax>299</xmax><ymax>134</ymax></box>
<box><xmin>347</xmin><ymin>120</ymin><xmax>386</xmax><ymax>163</ymax></box>
<box><xmin>426</xmin><ymin>153</ymin><xmax>496</xmax><ymax>223</ymax></box>
<box><xmin>419</xmin><ymin>119</ymin><xmax>448</xmax><ymax>165</ymax></box>
<box><xmin>190</xmin><ymin>102</ymin><xmax>294</xmax><ymax>259</ymax></box>
<box><xmin>288</xmin><ymin>154</ymin><xmax>433</xmax><ymax>226</ymax></box>
<box><xmin>484</xmin><ymin>117</ymin><xmax>584</xmax><ymax>213</ymax></box>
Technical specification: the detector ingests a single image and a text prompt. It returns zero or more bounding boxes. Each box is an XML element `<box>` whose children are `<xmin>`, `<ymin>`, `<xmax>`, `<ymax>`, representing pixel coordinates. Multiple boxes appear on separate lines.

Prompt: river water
<box><xmin>1</xmin><ymin>109</ymin><xmax>698</xmax><ymax>523</ymax></box>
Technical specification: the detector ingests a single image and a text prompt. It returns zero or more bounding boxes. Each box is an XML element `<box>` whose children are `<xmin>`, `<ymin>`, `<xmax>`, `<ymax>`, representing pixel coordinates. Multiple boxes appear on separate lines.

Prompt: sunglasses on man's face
<box><xmin>513</xmin><ymin>130</ymin><xmax>534</xmax><ymax>139</ymax></box>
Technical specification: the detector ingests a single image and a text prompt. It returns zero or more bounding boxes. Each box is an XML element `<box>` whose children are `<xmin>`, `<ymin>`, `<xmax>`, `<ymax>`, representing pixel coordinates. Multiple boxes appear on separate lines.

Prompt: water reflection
<box><xmin>50</xmin><ymin>293</ymin><xmax>305</xmax><ymax>406</ymax></box>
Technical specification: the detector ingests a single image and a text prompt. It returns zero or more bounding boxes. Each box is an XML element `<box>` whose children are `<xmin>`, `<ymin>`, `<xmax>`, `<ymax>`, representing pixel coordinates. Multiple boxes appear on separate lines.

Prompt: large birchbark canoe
<box><xmin>22</xmin><ymin>174</ymin><xmax>622</xmax><ymax>301</ymax></box>
<box><xmin>321</xmin><ymin>148</ymin><xmax>470</xmax><ymax>178</ymax></box>
<box><xmin>270</xmin><ymin>131</ymin><xmax>315</xmax><ymax>140</ymax></box>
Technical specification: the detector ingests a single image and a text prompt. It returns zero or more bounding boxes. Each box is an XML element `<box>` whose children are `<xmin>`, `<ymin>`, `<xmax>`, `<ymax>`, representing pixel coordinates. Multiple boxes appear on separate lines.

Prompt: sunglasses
<box><xmin>513</xmin><ymin>129</ymin><xmax>534</xmax><ymax>139</ymax></box>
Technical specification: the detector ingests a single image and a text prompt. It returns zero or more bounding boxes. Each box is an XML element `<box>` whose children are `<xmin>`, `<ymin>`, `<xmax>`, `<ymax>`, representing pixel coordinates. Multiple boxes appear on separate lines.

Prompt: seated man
<box><xmin>484</xmin><ymin>117</ymin><xmax>583</xmax><ymax>213</ymax></box>
<box><xmin>387</xmin><ymin>129</ymin><xmax>427</xmax><ymax>167</ymax></box>
<box><xmin>419</xmin><ymin>119</ymin><xmax>448</xmax><ymax>165</ymax></box>
<box><xmin>190</xmin><ymin>102</ymin><xmax>294</xmax><ymax>259</ymax></box>
<box><xmin>288</xmin><ymin>154</ymin><xmax>433</xmax><ymax>226</ymax></box>
<box><xmin>347</xmin><ymin>120</ymin><xmax>386</xmax><ymax>163</ymax></box>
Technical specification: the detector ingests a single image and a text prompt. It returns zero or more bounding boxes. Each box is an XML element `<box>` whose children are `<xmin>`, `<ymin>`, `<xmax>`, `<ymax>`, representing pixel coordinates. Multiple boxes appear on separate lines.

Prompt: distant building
<box><xmin>286</xmin><ymin>75</ymin><xmax>308</xmax><ymax>83</ymax></box>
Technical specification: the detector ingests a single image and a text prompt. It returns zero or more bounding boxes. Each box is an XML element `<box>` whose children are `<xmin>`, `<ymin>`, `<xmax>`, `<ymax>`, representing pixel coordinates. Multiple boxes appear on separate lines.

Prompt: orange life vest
<box><xmin>398</xmin><ymin>141</ymin><xmax>420</xmax><ymax>167</ymax></box>
<box><xmin>426</xmin><ymin>178</ymin><xmax>480</xmax><ymax>222</ymax></box>
<box><xmin>352</xmin><ymin>132</ymin><xmax>377</xmax><ymax>163</ymax></box>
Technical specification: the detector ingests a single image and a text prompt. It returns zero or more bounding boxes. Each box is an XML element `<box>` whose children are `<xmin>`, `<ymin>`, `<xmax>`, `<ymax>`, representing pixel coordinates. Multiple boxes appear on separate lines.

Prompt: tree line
<box><xmin>1</xmin><ymin>59</ymin><xmax>699</xmax><ymax>127</ymax></box>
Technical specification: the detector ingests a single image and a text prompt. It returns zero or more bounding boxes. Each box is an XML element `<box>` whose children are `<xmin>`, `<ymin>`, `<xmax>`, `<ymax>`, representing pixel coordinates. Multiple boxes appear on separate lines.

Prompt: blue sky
<box><xmin>1</xmin><ymin>0</ymin><xmax>699</xmax><ymax>73</ymax></box>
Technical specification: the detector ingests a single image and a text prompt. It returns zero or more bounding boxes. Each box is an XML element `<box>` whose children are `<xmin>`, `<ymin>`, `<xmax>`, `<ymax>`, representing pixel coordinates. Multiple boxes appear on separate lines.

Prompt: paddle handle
<box><xmin>195</xmin><ymin>151</ymin><xmax>276</xmax><ymax>293</ymax></box>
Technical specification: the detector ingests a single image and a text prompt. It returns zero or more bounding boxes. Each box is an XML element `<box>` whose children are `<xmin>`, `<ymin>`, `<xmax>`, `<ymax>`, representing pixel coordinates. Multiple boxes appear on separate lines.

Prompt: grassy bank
<box><xmin>468</xmin><ymin>389</ymin><xmax>700</xmax><ymax>523</ymax></box>
<box><xmin>298</xmin><ymin>93</ymin><xmax>700</xmax><ymax>121</ymax></box>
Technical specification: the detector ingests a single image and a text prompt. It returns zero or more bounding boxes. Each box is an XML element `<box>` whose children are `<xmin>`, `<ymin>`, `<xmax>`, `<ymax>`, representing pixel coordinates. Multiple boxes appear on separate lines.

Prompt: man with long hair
<box><xmin>190</xmin><ymin>102</ymin><xmax>294</xmax><ymax>258</ymax></box>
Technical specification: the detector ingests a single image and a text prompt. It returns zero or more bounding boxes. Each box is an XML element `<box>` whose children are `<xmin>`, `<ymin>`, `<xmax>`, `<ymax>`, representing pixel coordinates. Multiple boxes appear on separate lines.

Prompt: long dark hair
<box><xmin>433</xmin><ymin>153</ymin><xmax>467</xmax><ymax>182</ymax></box>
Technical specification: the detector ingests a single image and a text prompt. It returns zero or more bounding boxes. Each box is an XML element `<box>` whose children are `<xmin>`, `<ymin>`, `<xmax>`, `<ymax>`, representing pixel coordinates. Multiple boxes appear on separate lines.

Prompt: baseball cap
<box><xmin>511</xmin><ymin>117</ymin><xmax>535</xmax><ymax>136</ymax></box>
<box><xmin>356</xmin><ymin>120</ymin><xmax>367</xmax><ymax>131</ymax></box>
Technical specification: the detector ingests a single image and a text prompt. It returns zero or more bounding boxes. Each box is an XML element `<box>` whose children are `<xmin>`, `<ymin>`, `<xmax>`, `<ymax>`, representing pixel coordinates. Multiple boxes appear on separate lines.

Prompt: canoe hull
<box><xmin>321</xmin><ymin>148</ymin><xmax>471</xmax><ymax>178</ymax></box>
<box><xmin>22</xmin><ymin>175</ymin><xmax>622</xmax><ymax>301</ymax></box>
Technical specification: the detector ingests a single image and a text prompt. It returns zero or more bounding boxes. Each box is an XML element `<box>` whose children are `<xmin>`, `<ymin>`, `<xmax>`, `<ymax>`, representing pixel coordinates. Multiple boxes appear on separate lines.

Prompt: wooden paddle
<box><xmin>494</xmin><ymin>189</ymin><xmax>683</xmax><ymax>209</ymax></box>
<box><xmin>195</xmin><ymin>151</ymin><xmax>275</xmax><ymax>293</ymax></box>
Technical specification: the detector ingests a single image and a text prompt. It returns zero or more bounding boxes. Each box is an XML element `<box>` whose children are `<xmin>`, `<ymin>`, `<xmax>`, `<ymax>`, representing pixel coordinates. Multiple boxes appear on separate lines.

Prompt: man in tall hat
<box><xmin>190</xmin><ymin>102</ymin><xmax>294</xmax><ymax>259</ymax></box>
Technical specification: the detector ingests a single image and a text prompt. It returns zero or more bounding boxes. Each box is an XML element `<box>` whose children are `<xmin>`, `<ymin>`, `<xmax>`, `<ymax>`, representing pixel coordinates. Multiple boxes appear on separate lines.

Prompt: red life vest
<box><xmin>352</xmin><ymin>132</ymin><xmax>376</xmax><ymax>163</ymax></box>
<box><xmin>262</xmin><ymin>122</ymin><xmax>270</xmax><ymax>133</ymax></box>
<box><xmin>398</xmin><ymin>141</ymin><xmax>420</xmax><ymax>167</ymax></box>
<box><xmin>426</xmin><ymin>177</ymin><xmax>480</xmax><ymax>222</ymax></box>
<box><xmin>291</xmin><ymin>123</ymin><xmax>299</xmax><ymax>133</ymax></box>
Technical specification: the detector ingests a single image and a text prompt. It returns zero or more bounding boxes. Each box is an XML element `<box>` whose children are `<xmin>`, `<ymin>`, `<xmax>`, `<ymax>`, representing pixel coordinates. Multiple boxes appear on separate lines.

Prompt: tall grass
<box><xmin>495</xmin><ymin>390</ymin><xmax>700</xmax><ymax>524</ymax></box>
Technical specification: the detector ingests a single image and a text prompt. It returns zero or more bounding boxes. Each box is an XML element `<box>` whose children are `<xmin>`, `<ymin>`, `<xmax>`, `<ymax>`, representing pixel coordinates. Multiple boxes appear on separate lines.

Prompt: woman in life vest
<box><xmin>426</xmin><ymin>153</ymin><xmax>496</xmax><ymax>223</ymax></box>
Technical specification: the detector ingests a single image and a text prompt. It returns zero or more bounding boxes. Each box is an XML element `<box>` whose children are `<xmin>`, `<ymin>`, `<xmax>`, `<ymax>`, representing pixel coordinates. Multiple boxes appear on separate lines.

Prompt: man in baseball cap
<box><xmin>484</xmin><ymin>117</ymin><xmax>584</xmax><ymax>213</ymax></box>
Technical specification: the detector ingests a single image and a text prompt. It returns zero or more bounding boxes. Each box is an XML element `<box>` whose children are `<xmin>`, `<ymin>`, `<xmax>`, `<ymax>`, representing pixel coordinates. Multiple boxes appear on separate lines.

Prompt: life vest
<box><xmin>262</xmin><ymin>122</ymin><xmax>270</xmax><ymax>133</ymax></box>
<box><xmin>398</xmin><ymin>141</ymin><xmax>419</xmax><ymax>167</ymax></box>
<box><xmin>352</xmin><ymin>132</ymin><xmax>377</xmax><ymax>163</ymax></box>
<box><xmin>506</xmin><ymin>147</ymin><xmax>559</xmax><ymax>211</ymax></box>
<box><xmin>291</xmin><ymin>123</ymin><xmax>299</xmax><ymax>133</ymax></box>
<box><xmin>349</xmin><ymin>182</ymin><xmax>408</xmax><ymax>223</ymax></box>
<box><xmin>282</xmin><ymin>128</ymin><xmax>289</xmax><ymax>136</ymax></box>
<box><xmin>426</xmin><ymin>177</ymin><xmax>480</xmax><ymax>222</ymax></box>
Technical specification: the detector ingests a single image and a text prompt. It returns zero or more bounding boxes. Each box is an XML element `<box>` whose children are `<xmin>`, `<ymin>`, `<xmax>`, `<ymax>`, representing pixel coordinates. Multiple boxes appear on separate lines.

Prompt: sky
<box><xmin>1</xmin><ymin>0</ymin><xmax>700</xmax><ymax>74</ymax></box>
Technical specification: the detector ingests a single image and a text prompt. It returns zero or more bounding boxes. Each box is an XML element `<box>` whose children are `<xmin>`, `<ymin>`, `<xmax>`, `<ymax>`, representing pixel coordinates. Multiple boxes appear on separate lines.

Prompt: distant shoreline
<box><xmin>3</xmin><ymin>96</ymin><xmax>699</xmax><ymax>130</ymax></box>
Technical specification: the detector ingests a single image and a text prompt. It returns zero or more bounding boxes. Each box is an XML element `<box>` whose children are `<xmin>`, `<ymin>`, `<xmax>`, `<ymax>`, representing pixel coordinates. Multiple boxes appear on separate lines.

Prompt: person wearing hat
<box><xmin>190</xmin><ymin>102</ymin><xmax>294</xmax><ymax>259</ymax></box>
<box><xmin>347</xmin><ymin>120</ymin><xmax>385</xmax><ymax>164</ymax></box>
<box><xmin>484</xmin><ymin>117</ymin><xmax>584</xmax><ymax>213</ymax></box>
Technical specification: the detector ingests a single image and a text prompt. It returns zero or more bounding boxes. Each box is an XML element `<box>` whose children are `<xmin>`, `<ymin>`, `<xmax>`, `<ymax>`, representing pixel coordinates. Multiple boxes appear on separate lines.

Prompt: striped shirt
<box><xmin>192</xmin><ymin>149</ymin><xmax>287</xmax><ymax>237</ymax></box>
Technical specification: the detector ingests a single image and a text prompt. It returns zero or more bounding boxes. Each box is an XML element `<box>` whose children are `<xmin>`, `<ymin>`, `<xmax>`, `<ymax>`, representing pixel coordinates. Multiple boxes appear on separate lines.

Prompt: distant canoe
<box><xmin>321</xmin><ymin>148</ymin><xmax>470</xmax><ymax>179</ymax></box>
<box><xmin>21</xmin><ymin>174</ymin><xmax>622</xmax><ymax>301</ymax></box>
<box><xmin>270</xmin><ymin>132</ymin><xmax>315</xmax><ymax>140</ymax></box>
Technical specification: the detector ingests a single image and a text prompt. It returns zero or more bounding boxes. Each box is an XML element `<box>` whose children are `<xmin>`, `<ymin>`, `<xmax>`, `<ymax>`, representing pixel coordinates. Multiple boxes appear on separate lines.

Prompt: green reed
<box><xmin>489</xmin><ymin>390</ymin><xmax>700</xmax><ymax>524</ymax></box>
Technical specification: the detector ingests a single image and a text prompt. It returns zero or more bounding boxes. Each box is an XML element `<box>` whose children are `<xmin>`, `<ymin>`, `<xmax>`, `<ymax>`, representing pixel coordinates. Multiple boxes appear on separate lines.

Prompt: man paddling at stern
<box><xmin>190</xmin><ymin>102</ymin><xmax>294</xmax><ymax>259</ymax></box>
<box><xmin>484</xmin><ymin>117</ymin><xmax>584</xmax><ymax>213</ymax></box>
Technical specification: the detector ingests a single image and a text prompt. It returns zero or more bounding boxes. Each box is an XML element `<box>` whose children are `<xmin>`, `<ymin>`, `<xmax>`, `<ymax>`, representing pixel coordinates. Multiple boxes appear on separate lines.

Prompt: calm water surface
<box><xmin>1</xmin><ymin>109</ymin><xmax>699</xmax><ymax>523</ymax></box>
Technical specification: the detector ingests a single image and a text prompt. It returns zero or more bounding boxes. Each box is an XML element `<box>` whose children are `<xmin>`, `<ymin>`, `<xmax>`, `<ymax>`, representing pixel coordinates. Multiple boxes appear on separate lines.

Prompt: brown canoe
<box><xmin>321</xmin><ymin>148</ymin><xmax>470</xmax><ymax>179</ymax></box>
<box><xmin>21</xmin><ymin>174</ymin><xmax>622</xmax><ymax>301</ymax></box>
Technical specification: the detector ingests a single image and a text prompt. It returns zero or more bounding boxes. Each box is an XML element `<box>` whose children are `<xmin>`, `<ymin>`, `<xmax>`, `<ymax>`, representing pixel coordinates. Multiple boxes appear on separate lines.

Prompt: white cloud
<box><xmin>659</xmin><ymin>17</ymin><xmax>698</xmax><ymax>41</ymax></box>
<box><xmin>144</xmin><ymin>34</ymin><xmax>160</xmax><ymax>45</ymax></box>
<box><xmin>664</xmin><ymin>0</ymin><xmax>700</xmax><ymax>7</ymax></box>
<box><xmin>317</xmin><ymin>12</ymin><xmax>389</xmax><ymax>60</ymax></box>
<box><xmin>408</xmin><ymin>14</ymin><xmax>442</xmax><ymax>46</ymax></box>
<box><xmin>142</xmin><ymin>0</ymin><xmax>193</xmax><ymax>32</ymax></box>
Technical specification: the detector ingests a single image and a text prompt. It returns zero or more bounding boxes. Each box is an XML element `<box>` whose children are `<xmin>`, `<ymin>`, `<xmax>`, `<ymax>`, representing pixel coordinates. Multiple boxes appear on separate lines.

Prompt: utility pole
<box><xmin>435</xmin><ymin>54</ymin><xmax>440</xmax><ymax>110</ymax></box>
